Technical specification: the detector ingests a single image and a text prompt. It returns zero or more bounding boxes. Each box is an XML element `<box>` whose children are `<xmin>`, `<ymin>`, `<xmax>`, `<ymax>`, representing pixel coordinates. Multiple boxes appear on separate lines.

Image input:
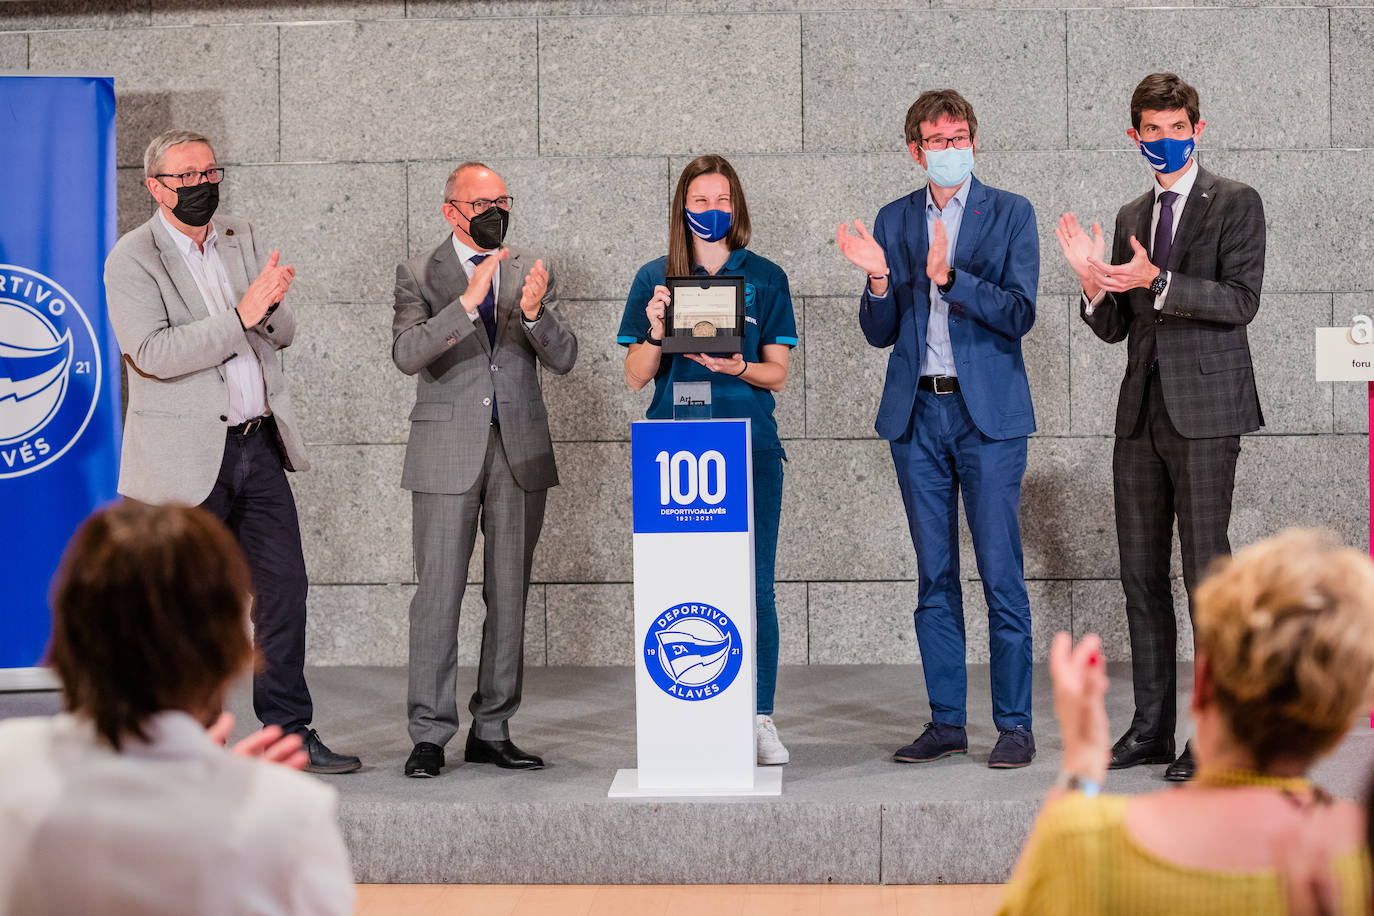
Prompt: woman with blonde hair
<box><xmin>1000</xmin><ymin>528</ymin><xmax>1374</xmax><ymax>914</ymax></box>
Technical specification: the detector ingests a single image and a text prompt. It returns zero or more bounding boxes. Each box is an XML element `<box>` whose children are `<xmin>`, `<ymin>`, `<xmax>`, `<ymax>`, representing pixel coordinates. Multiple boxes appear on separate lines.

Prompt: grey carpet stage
<box><xmin>4</xmin><ymin>664</ymin><xmax>1371</xmax><ymax>885</ymax></box>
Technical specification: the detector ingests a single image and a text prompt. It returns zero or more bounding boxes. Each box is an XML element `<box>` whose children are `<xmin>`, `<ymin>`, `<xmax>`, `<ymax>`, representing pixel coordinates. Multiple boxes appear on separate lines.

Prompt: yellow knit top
<box><xmin>997</xmin><ymin>790</ymin><xmax>1372</xmax><ymax>915</ymax></box>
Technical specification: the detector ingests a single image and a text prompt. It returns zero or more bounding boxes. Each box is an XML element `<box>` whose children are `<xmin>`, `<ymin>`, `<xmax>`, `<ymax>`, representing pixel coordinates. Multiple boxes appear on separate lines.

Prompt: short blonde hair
<box><xmin>1195</xmin><ymin>529</ymin><xmax>1374</xmax><ymax>768</ymax></box>
<box><xmin>143</xmin><ymin>129</ymin><xmax>213</xmax><ymax>179</ymax></box>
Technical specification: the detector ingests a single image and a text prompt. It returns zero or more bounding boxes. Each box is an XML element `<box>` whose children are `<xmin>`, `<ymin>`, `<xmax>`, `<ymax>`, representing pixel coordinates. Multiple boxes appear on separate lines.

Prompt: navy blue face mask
<box><xmin>1138</xmin><ymin>136</ymin><xmax>1195</xmax><ymax>174</ymax></box>
<box><xmin>685</xmin><ymin>208</ymin><xmax>731</xmax><ymax>243</ymax></box>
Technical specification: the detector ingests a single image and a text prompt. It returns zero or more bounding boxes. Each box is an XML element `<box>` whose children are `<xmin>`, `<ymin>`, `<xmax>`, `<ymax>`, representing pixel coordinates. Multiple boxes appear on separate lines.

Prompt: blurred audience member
<box><xmin>999</xmin><ymin>529</ymin><xmax>1374</xmax><ymax>914</ymax></box>
<box><xmin>0</xmin><ymin>501</ymin><xmax>354</xmax><ymax>916</ymax></box>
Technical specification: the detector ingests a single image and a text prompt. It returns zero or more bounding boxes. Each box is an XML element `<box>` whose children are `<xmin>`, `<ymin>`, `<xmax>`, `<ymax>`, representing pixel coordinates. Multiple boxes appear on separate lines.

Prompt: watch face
<box><xmin>1150</xmin><ymin>273</ymin><xmax>1167</xmax><ymax>294</ymax></box>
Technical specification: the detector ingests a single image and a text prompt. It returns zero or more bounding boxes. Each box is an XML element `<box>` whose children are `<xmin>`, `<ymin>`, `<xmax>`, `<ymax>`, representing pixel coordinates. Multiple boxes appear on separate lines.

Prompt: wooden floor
<box><xmin>354</xmin><ymin>884</ymin><xmax>1006</xmax><ymax>915</ymax></box>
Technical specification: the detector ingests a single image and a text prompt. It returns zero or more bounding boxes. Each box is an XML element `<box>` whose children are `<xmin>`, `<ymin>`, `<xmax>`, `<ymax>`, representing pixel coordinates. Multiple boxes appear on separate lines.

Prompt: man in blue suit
<box><xmin>838</xmin><ymin>89</ymin><xmax>1039</xmax><ymax>768</ymax></box>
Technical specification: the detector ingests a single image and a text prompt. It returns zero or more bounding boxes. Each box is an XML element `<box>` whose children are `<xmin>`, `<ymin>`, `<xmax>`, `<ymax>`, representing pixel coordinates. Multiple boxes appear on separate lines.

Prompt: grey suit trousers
<box><xmin>1114</xmin><ymin>369</ymin><xmax>1239</xmax><ymax>739</ymax></box>
<box><xmin>407</xmin><ymin>423</ymin><xmax>546</xmax><ymax>746</ymax></box>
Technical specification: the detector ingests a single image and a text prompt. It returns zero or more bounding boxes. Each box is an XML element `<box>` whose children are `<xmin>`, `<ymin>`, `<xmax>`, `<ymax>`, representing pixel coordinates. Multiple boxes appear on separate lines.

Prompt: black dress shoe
<box><xmin>404</xmin><ymin>741</ymin><xmax>445</xmax><ymax>778</ymax></box>
<box><xmin>1164</xmin><ymin>742</ymin><xmax>1196</xmax><ymax>782</ymax></box>
<box><xmin>302</xmin><ymin>729</ymin><xmax>362</xmax><ymax>774</ymax></box>
<box><xmin>1108</xmin><ymin>728</ymin><xmax>1175</xmax><ymax>770</ymax></box>
<box><xmin>988</xmin><ymin>726</ymin><xmax>1036</xmax><ymax>769</ymax></box>
<box><xmin>893</xmin><ymin>722</ymin><xmax>968</xmax><ymax>763</ymax></box>
<box><xmin>464</xmin><ymin>731</ymin><xmax>544</xmax><ymax>770</ymax></box>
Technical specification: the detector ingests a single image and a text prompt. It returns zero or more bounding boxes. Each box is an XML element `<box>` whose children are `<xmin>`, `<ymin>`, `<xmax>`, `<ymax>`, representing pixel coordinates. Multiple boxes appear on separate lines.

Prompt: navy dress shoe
<box><xmin>464</xmin><ymin>731</ymin><xmax>544</xmax><ymax>770</ymax></box>
<box><xmin>893</xmin><ymin>722</ymin><xmax>968</xmax><ymax>763</ymax></box>
<box><xmin>988</xmin><ymin>726</ymin><xmax>1036</xmax><ymax>769</ymax></box>
<box><xmin>1164</xmin><ymin>742</ymin><xmax>1196</xmax><ymax>782</ymax></box>
<box><xmin>302</xmin><ymin>730</ymin><xmax>361</xmax><ymax>775</ymax></box>
<box><xmin>404</xmin><ymin>741</ymin><xmax>444</xmax><ymax>778</ymax></box>
<box><xmin>1108</xmin><ymin>728</ymin><xmax>1175</xmax><ymax>770</ymax></box>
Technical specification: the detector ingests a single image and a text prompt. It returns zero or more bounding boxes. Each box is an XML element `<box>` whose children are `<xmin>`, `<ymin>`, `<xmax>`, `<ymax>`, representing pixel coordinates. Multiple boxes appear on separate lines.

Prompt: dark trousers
<box><xmin>200</xmin><ymin>420</ymin><xmax>313</xmax><ymax>734</ymax></box>
<box><xmin>890</xmin><ymin>389</ymin><xmax>1033</xmax><ymax>731</ymax></box>
<box><xmin>1113</xmin><ymin>370</ymin><xmax>1240</xmax><ymax>740</ymax></box>
<box><xmin>752</xmin><ymin>448</ymin><xmax>785</xmax><ymax>716</ymax></box>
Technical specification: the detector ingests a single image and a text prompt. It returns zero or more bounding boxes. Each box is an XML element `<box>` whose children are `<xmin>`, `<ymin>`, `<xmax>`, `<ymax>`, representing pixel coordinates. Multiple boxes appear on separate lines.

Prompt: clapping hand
<box><xmin>927</xmin><ymin>220</ymin><xmax>950</xmax><ymax>286</ymax></box>
<box><xmin>236</xmin><ymin>250</ymin><xmax>295</xmax><ymax>327</ymax></box>
<box><xmin>1049</xmin><ymin>632</ymin><xmax>1110</xmax><ymax>784</ymax></box>
<box><xmin>519</xmin><ymin>259</ymin><xmax>548</xmax><ymax>319</ymax></box>
<box><xmin>1090</xmin><ymin>236</ymin><xmax>1159</xmax><ymax>294</ymax></box>
<box><xmin>461</xmin><ymin>247</ymin><xmax>508</xmax><ymax>314</ymax></box>
<box><xmin>1055</xmin><ymin>214</ymin><xmax>1106</xmax><ymax>298</ymax></box>
<box><xmin>835</xmin><ymin>220</ymin><xmax>889</xmax><ymax>278</ymax></box>
<box><xmin>207</xmin><ymin>712</ymin><xmax>308</xmax><ymax>770</ymax></box>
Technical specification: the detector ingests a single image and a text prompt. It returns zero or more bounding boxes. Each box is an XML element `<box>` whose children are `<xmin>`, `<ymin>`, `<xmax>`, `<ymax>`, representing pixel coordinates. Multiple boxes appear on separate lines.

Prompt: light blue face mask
<box><xmin>923</xmin><ymin>146</ymin><xmax>975</xmax><ymax>189</ymax></box>
<box><xmin>685</xmin><ymin>208</ymin><xmax>731</xmax><ymax>243</ymax></box>
<box><xmin>1138</xmin><ymin>136</ymin><xmax>1196</xmax><ymax>174</ymax></box>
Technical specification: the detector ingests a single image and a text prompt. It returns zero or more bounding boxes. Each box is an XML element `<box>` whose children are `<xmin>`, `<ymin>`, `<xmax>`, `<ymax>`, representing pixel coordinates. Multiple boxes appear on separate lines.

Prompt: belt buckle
<box><xmin>933</xmin><ymin>376</ymin><xmax>955</xmax><ymax>395</ymax></box>
<box><xmin>242</xmin><ymin>417</ymin><xmax>263</xmax><ymax>436</ymax></box>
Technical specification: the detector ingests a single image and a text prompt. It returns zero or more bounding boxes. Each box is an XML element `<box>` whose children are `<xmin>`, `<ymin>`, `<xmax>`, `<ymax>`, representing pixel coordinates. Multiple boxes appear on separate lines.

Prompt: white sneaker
<box><xmin>756</xmin><ymin>714</ymin><xmax>790</xmax><ymax>765</ymax></box>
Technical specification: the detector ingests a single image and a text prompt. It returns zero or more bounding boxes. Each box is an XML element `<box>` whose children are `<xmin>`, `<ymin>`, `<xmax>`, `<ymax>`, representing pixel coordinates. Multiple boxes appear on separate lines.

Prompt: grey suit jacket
<box><xmin>104</xmin><ymin>213</ymin><xmax>309</xmax><ymax>506</ymax></box>
<box><xmin>392</xmin><ymin>240</ymin><xmax>577</xmax><ymax>495</ymax></box>
<box><xmin>1082</xmin><ymin>166</ymin><xmax>1266</xmax><ymax>440</ymax></box>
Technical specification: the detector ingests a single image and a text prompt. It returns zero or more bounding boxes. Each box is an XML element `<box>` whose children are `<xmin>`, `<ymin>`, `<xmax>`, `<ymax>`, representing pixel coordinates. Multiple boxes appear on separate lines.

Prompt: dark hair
<box><xmin>1130</xmin><ymin>73</ymin><xmax>1201</xmax><ymax>131</ymax></box>
<box><xmin>904</xmin><ymin>89</ymin><xmax>978</xmax><ymax>147</ymax></box>
<box><xmin>666</xmin><ymin>155</ymin><xmax>752</xmax><ymax>278</ymax></box>
<box><xmin>48</xmin><ymin>501</ymin><xmax>255</xmax><ymax>750</ymax></box>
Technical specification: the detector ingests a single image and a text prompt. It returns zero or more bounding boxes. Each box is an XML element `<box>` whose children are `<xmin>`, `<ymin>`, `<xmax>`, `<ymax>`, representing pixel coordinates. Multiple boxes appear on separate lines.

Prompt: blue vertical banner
<box><xmin>0</xmin><ymin>76</ymin><xmax>121</xmax><ymax>669</ymax></box>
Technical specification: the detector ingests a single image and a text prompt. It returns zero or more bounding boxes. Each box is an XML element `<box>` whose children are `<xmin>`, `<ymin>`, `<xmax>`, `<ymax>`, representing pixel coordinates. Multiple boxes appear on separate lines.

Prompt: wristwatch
<box><xmin>1054</xmin><ymin>771</ymin><xmax>1102</xmax><ymax>798</ymax></box>
<box><xmin>1149</xmin><ymin>271</ymin><xmax>1168</xmax><ymax>296</ymax></box>
<box><xmin>643</xmin><ymin>330</ymin><xmax>663</xmax><ymax>346</ymax></box>
<box><xmin>938</xmin><ymin>269</ymin><xmax>957</xmax><ymax>295</ymax></box>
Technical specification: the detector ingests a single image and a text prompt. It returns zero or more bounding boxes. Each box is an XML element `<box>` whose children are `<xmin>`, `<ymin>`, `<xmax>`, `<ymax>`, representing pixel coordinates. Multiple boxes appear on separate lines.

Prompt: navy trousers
<box><xmin>200</xmin><ymin>420</ymin><xmax>313</xmax><ymax>735</ymax></box>
<box><xmin>890</xmin><ymin>388</ymin><xmax>1032</xmax><ymax>731</ymax></box>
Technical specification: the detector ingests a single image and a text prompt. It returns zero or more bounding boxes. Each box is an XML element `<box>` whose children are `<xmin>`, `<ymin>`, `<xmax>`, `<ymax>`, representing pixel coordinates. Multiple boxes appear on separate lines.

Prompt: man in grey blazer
<box><xmin>1057</xmin><ymin>74</ymin><xmax>1265</xmax><ymax>782</ymax></box>
<box><xmin>393</xmin><ymin>162</ymin><xmax>577</xmax><ymax>777</ymax></box>
<box><xmin>104</xmin><ymin>129</ymin><xmax>360</xmax><ymax>774</ymax></box>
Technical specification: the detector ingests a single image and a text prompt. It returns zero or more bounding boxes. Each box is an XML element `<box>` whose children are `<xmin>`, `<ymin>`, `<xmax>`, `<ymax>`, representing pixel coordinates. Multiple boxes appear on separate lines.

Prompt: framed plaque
<box><xmin>663</xmin><ymin>275</ymin><xmax>745</xmax><ymax>354</ymax></box>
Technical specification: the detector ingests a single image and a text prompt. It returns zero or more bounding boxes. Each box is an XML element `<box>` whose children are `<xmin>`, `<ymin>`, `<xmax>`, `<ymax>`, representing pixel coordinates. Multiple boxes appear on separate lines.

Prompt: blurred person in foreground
<box><xmin>0</xmin><ymin>502</ymin><xmax>354</xmax><ymax>916</ymax></box>
<box><xmin>998</xmin><ymin>528</ymin><xmax>1374</xmax><ymax>915</ymax></box>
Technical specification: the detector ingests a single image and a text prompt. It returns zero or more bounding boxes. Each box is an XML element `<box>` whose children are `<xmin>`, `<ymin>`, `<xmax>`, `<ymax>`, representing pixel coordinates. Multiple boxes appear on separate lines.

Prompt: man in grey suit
<box><xmin>1057</xmin><ymin>73</ymin><xmax>1265</xmax><ymax>782</ymax></box>
<box><xmin>393</xmin><ymin>162</ymin><xmax>577</xmax><ymax>777</ymax></box>
<box><xmin>104</xmin><ymin>129</ymin><xmax>360</xmax><ymax>773</ymax></box>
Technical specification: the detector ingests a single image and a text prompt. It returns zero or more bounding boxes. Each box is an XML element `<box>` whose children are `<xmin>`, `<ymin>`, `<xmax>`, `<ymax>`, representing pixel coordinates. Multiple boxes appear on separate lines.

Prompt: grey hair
<box><xmin>143</xmin><ymin>129</ymin><xmax>213</xmax><ymax>179</ymax></box>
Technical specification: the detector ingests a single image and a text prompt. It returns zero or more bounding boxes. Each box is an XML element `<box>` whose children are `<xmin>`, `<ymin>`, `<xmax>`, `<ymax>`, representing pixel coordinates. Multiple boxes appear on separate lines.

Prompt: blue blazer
<box><xmin>859</xmin><ymin>176</ymin><xmax>1039</xmax><ymax>442</ymax></box>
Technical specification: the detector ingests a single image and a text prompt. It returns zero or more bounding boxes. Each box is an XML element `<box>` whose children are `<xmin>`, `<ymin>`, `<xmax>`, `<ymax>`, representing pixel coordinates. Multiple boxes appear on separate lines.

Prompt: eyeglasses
<box><xmin>921</xmin><ymin>135</ymin><xmax>973</xmax><ymax>152</ymax></box>
<box><xmin>153</xmin><ymin>167</ymin><xmax>226</xmax><ymax>189</ymax></box>
<box><xmin>447</xmin><ymin>196</ymin><xmax>514</xmax><ymax>215</ymax></box>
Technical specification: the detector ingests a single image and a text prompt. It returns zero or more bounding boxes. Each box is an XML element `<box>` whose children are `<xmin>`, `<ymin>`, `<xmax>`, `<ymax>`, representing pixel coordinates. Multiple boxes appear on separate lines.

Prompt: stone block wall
<box><xmin>5</xmin><ymin>0</ymin><xmax>1368</xmax><ymax>667</ymax></box>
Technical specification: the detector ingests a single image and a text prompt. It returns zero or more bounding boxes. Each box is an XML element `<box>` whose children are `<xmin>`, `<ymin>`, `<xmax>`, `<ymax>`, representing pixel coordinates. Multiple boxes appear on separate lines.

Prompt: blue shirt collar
<box><xmin>926</xmin><ymin>177</ymin><xmax>972</xmax><ymax>215</ymax></box>
<box><xmin>692</xmin><ymin>247</ymin><xmax>749</xmax><ymax>274</ymax></box>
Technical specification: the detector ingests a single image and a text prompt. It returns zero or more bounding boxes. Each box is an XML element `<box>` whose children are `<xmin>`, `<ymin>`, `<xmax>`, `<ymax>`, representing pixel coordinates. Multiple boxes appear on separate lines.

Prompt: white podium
<box><xmin>1315</xmin><ymin>320</ymin><xmax>1374</xmax><ymax>558</ymax></box>
<box><xmin>609</xmin><ymin>418</ymin><xmax>782</xmax><ymax>797</ymax></box>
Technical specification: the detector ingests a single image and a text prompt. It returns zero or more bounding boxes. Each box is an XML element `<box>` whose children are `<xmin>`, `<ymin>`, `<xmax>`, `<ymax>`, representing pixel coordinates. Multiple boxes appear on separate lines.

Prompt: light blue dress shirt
<box><xmin>922</xmin><ymin>178</ymin><xmax>970</xmax><ymax>377</ymax></box>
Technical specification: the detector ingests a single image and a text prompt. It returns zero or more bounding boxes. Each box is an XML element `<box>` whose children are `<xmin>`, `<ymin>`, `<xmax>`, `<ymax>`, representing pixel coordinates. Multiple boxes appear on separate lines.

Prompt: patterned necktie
<box><xmin>468</xmin><ymin>253</ymin><xmax>497</xmax><ymax>346</ymax></box>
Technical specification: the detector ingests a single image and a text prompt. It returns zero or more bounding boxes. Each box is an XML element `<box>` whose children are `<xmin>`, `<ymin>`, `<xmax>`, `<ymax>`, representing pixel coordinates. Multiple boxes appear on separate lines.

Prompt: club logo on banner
<box><xmin>0</xmin><ymin>265</ymin><xmax>102</xmax><ymax>478</ymax></box>
<box><xmin>643</xmin><ymin>601</ymin><xmax>743</xmax><ymax>701</ymax></box>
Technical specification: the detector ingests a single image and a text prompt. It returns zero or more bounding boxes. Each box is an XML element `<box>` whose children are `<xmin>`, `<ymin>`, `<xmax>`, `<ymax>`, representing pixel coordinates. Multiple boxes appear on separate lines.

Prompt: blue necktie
<box><xmin>468</xmin><ymin>254</ymin><xmax>497</xmax><ymax>347</ymax></box>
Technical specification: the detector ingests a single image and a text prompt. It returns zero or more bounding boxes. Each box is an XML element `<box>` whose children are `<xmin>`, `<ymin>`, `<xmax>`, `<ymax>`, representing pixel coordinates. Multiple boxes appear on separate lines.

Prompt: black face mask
<box><xmin>464</xmin><ymin>206</ymin><xmax>509</xmax><ymax>251</ymax></box>
<box><xmin>171</xmin><ymin>181</ymin><xmax>219</xmax><ymax>227</ymax></box>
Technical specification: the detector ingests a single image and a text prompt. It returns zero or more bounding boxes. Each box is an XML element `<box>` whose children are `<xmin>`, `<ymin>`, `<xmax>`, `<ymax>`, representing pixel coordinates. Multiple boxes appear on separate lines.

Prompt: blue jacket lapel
<box><xmin>952</xmin><ymin>177</ymin><xmax>990</xmax><ymax>272</ymax></box>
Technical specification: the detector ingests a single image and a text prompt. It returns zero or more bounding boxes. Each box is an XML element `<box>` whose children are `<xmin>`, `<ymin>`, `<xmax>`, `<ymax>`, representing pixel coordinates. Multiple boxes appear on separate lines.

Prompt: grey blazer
<box><xmin>392</xmin><ymin>240</ymin><xmax>577</xmax><ymax>495</ymax></box>
<box><xmin>104</xmin><ymin>213</ymin><xmax>308</xmax><ymax>506</ymax></box>
<box><xmin>1083</xmin><ymin>166</ymin><xmax>1266</xmax><ymax>440</ymax></box>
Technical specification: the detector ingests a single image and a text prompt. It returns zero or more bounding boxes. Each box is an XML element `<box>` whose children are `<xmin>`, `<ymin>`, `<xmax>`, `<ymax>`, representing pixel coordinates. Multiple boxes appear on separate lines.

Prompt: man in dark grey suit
<box><xmin>1057</xmin><ymin>73</ymin><xmax>1265</xmax><ymax>782</ymax></box>
<box><xmin>393</xmin><ymin>162</ymin><xmax>577</xmax><ymax>778</ymax></box>
<box><xmin>105</xmin><ymin>129</ymin><xmax>359</xmax><ymax>774</ymax></box>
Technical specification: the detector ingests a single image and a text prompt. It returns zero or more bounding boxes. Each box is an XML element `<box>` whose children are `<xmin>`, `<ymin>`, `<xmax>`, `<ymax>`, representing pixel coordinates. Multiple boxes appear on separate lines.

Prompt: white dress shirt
<box><xmin>1084</xmin><ymin>158</ymin><xmax>1198</xmax><ymax>315</ymax></box>
<box><xmin>157</xmin><ymin>211</ymin><xmax>267</xmax><ymax>424</ymax></box>
<box><xmin>0</xmin><ymin>711</ymin><xmax>354</xmax><ymax>916</ymax></box>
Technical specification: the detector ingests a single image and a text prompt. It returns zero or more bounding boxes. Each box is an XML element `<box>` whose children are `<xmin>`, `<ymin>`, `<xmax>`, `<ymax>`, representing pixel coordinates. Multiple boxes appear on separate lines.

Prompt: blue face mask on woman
<box><xmin>1138</xmin><ymin>136</ymin><xmax>1195</xmax><ymax>174</ymax></box>
<box><xmin>923</xmin><ymin>146</ymin><xmax>975</xmax><ymax>189</ymax></box>
<box><xmin>686</xmin><ymin>208</ymin><xmax>731</xmax><ymax>243</ymax></box>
